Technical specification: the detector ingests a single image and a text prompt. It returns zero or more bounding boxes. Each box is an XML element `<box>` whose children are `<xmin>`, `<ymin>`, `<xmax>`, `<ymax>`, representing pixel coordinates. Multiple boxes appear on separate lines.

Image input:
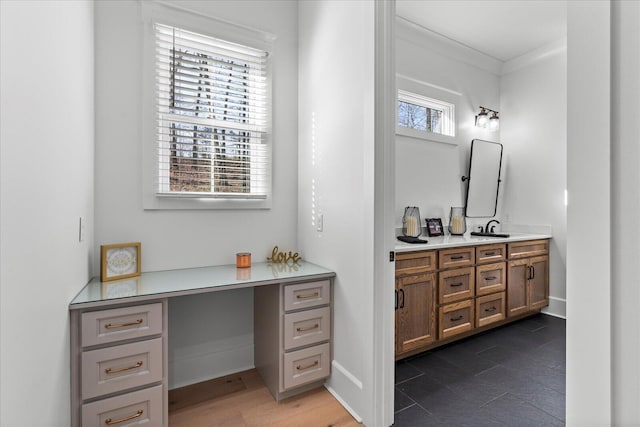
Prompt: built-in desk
<box><xmin>69</xmin><ymin>261</ymin><xmax>335</xmax><ymax>427</ymax></box>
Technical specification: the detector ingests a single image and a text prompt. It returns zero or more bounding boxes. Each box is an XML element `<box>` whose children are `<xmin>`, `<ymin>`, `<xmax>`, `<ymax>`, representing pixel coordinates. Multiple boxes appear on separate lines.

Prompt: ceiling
<box><xmin>396</xmin><ymin>0</ymin><xmax>567</xmax><ymax>62</ymax></box>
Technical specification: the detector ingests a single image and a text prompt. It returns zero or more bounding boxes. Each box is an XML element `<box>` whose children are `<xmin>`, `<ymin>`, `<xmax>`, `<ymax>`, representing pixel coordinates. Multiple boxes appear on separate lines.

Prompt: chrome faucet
<box><xmin>485</xmin><ymin>220</ymin><xmax>500</xmax><ymax>234</ymax></box>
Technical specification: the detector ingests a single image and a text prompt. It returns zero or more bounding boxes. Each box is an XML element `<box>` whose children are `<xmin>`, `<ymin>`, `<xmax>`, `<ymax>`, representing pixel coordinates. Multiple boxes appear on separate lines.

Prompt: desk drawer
<box><xmin>476</xmin><ymin>292</ymin><xmax>506</xmax><ymax>328</ymax></box>
<box><xmin>284</xmin><ymin>280</ymin><xmax>330</xmax><ymax>312</ymax></box>
<box><xmin>81</xmin><ymin>303</ymin><xmax>162</xmax><ymax>347</ymax></box>
<box><xmin>476</xmin><ymin>262</ymin><xmax>506</xmax><ymax>296</ymax></box>
<box><xmin>82</xmin><ymin>384</ymin><xmax>163</xmax><ymax>427</ymax></box>
<box><xmin>282</xmin><ymin>342</ymin><xmax>330</xmax><ymax>390</ymax></box>
<box><xmin>438</xmin><ymin>300</ymin><xmax>474</xmax><ymax>339</ymax></box>
<box><xmin>439</xmin><ymin>267</ymin><xmax>475</xmax><ymax>304</ymax></box>
<box><xmin>439</xmin><ymin>247</ymin><xmax>475</xmax><ymax>269</ymax></box>
<box><xmin>284</xmin><ymin>306</ymin><xmax>331</xmax><ymax>351</ymax></box>
<box><xmin>81</xmin><ymin>338</ymin><xmax>162</xmax><ymax>400</ymax></box>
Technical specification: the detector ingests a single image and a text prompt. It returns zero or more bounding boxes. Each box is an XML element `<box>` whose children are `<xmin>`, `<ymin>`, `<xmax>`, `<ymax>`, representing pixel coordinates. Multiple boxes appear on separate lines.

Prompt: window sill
<box><xmin>143</xmin><ymin>194</ymin><xmax>272</xmax><ymax>210</ymax></box>
<box><xmin>395</xmin><ymin>126</ymin><xmax>458</xmax><ymax>146</ymax></box>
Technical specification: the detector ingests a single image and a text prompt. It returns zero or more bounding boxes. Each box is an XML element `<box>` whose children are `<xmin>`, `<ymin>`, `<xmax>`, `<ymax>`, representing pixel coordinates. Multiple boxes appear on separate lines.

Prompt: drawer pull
<box><xmin>297</xmin><ymin>360</ymin><xmax>319</xmax><ymax>371</ymax></box>
<box><xmin>104</xmin><ymin>319</ymin><xmax>143</xmax><ymax>330</ymax></box>
<box><xmin>450</xmin><ymin>315</ymin><xmax>463</xmax><ymax>321</ymax></box>
<box><xmin>296</xmin><ymin>292</ymin><xmax>319</xmax><ymax>300</ymax></box>
<box><xmin>450</xmin><ymin>282</ymin><xmax>464</xmax><ymax>287</ymax></box>
<box><xmin>485</xmin><ymin>276</ymin><xmax>497</xmax><ymax>281</ymax></box>
<box><xmin>105</xmin><ymin>410</ymin><xmax>143</xmax><ymax>425</ymax></box>
<box><xmin>484</xmin><ymin>307</ymin><xmax>497</xmax><ymax>313</ymax></box>
<box><xmin>484</xmin><ymin>251</ymin><xmax>496</xmax><ymax>256</ymax></box>
<box><xmin>105</xmin><ymin>361</ymin><xmax>143</xmax><ymax>375</ymax></box>
<box><xmin>296</xmin><ymin>324</ymin><xmax>319</xmax><ymax>332</ymax></box>
<box><xmin>451</xmin><ymin>255</ymin><xmax>464</xmax><ymax>260</ymax></box>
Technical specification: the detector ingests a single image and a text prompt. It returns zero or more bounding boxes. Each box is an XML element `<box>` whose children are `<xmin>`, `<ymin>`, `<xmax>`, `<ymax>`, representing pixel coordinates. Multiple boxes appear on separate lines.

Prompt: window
<box><xmin>397</xmin><ymin>89</ymin><xmax>455</xmax><ymax>138</ymax></box>
<box><xmin>155</xmin><ymin>24</ymin><xmax>270</xmax><ymax>200</ymax></box>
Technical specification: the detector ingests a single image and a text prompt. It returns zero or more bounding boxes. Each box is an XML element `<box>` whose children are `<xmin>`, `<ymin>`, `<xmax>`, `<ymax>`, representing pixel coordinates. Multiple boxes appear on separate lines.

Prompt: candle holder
<box><xmin>402</xmin><ymin>207</ymin><xmax>422</xmax><ymax>237</ymax></box>
<box><xmin>448</xmin><ymin>207</ymin><xmax>467</xmax><ymax>235</ymax></box>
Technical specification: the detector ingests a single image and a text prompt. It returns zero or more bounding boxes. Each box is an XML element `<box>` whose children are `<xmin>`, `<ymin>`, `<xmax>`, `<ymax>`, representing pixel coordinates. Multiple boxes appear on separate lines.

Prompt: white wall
<box><xmin>94</xmin><ymin>0</ymin><xmax>299</xmax><ymax>387</ymax></box>
<box><xmin>0</xmin><ymin>1</ymin><xmax>95</xmax><ymax>425</ymax></box>
<box><xmin>298</xmin><ymin>1</ymin><xmax>377</xmax><ymax>423</ymax></box>
<box><xmin>566</xmin><ymin>1</ymin><xmax>611</xmax><ymax>424</ymax></box>
<box><xmin>395</xmin><ymin>19</ymin><xmax>501</xmax><ymax>230</ymax></box>
<box><xmin>611</xmin><ymin>0</ymin><xmax>640</xmax><ymax>423</ymax></box>
<box><xmin>500</xmin><ymin>42</ymin><xmax>567</xmax><ymax>317</ymax></box>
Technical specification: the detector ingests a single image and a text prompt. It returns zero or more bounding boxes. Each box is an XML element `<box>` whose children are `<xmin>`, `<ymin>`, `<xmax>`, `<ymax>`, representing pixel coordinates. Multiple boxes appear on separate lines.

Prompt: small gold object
<box><xmin>267</xmin><ymin>246</ymin><xmax>301</xmax><ymax>264</ymax></box>
<box><xmin>104</xmin><ymin>319</ymin><xmax>143</xmax><ymax>329</ymax></box>
<box><xmin>296</xmin><ymin>292</ymin><xmax>319</xmax><ymax>300</ymax></box>
<box><xmin>296</xmin><ymin>360</ymin><xmax>319</xmax><ymax>371</ymax></box>
<box><xmin>236</xmin><ymin>252</ymin><xmax>251</xmax><ymax>268</ymax></box>
<box><xmin>296</xmin><ymin>324</ymin><xmax>319</xmax><ymax>332</ymax></box>
<box><xmin>105</xmin><ymin>361</ymin><xmax>143</xmax><ymax>375</ymax></box>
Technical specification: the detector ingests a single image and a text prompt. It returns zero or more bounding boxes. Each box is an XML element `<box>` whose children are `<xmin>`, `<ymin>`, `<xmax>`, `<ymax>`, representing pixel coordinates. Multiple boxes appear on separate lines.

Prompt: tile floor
<box><xmin>394</xmin><ymin>313</ymin><xmax>566</xmax><ymax>426</ymax></box>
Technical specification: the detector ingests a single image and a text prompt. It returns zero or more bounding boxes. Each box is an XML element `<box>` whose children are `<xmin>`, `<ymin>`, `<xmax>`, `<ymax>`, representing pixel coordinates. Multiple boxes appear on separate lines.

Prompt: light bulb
<box><xmin>476</xmin><ymin>108</ymin><xmax>488</xmax><ymax>128</ymax></box>
<box><xmin>489</xmin><ymin>112</ymin><xmax>499</xmax><ymax>130</ymax></box>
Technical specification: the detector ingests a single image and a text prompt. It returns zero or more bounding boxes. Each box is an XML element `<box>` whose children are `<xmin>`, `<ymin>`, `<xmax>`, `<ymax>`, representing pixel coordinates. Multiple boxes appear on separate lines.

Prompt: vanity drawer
<box><xmin>82</xmin><ymin>384</ymin><xmax>163</xmax><ymax>427</ymax></box>
<box><xmin>81</xmin><ymin>338</ymin><xmax>163</xmax><ymax>400</ymax></box>
<box><xmin>282</xmin><ymin>342</ymin><xmax>330</xmax><ymax>390</ymax></box>
<box><xmin>476</xmin><ymin>292</ymin><xmax>506</xmax><ymax>328</ymax></box>
<box><xmin>284</xmin><ymin>306</ymin><xmax>331</xmax><ymax>351</ymax></box>
<box><xmin>439</xmin><ymin>247</ymin><xmax>475</xmax><ymax>269</ymax></box>
<box><xmin>438</xmin><ymin>300</ymin><xmax>474</xmax><ymax>339</ymax></box>
<box><xmin>476</xmin><ymin>244</ymin><xmax>506</xmax><ymax>264</ymax></box>
<box><xmin>81</xmin><ymin>303</ymin><xmax>163</xmax><ymax>347</ymax></box>
<box><xmin>395</xmin><ymin>250</ymin><xmax>437</xmax><ymax>275</ymax></box>
<box><xmin>476</xmin><ymin>262</ymin><xmax>506</xmax><ymax>296</ymax></box>
<box><xmin>284</xmin><ymin>280</ymin><xmax>330</xmax><ymax>312</ymax></box>
<box><xmin>438</xmin><ymin>267</ymin><xmax>475</xmax><ymax>304</ymax></box>
<box><xmin>508</xmin><ymin>240</ymin><xmax>549</xmax><ymax>259</ymax></box>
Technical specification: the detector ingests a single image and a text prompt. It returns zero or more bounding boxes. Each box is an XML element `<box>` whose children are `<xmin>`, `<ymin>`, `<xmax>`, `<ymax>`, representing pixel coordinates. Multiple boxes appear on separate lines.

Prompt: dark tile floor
<box><xmin>394</xmin><ymin>313</ymin><xmax>566</xmax><ymax>426</ymax></box>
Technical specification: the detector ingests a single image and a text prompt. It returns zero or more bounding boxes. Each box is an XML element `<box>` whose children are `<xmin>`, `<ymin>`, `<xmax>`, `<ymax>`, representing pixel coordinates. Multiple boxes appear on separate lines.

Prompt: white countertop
<box><xmin>395</xmin><ymin>232</ymin><xmax>552</xmax><ymax>252</ymax></box>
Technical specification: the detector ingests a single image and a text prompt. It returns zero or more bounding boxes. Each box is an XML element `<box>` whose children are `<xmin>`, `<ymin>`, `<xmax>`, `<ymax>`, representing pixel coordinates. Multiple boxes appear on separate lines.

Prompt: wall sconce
<box><xmin>475</xmin><ymin>106</ymin><xmax>499</xmax><ymax>131</ymax></box>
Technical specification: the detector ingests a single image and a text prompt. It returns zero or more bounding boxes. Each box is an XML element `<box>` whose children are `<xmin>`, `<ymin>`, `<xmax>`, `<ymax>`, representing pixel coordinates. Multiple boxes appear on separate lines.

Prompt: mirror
<box><xmin>463</xmin><ymin>139</ymin><xmax>503</xmax><ymax>218</ymax></box>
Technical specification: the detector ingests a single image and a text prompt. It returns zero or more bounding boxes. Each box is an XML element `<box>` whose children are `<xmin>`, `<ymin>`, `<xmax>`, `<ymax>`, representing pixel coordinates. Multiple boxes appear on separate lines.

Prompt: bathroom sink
<box><xmin>470</xmin><ymin>231</ymin><xmax>510</xmax><ymax>238</ymax></box>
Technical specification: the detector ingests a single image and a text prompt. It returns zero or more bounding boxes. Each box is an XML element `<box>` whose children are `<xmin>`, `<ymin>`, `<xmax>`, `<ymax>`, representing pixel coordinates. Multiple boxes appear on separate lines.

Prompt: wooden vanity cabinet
<box><xmin>395</xmin><ymin>239</ymin><xmax>550</xmax><ymax>359</ymax></box>
<box><xmin>507</xmin><ymin>240</ymin><xmax>549</xmax><ymax>317</ymax></box>
<box><xmin>395</xmin><ymin>251</ymin><xmax>437</xmax><ymax>358</ymax></box>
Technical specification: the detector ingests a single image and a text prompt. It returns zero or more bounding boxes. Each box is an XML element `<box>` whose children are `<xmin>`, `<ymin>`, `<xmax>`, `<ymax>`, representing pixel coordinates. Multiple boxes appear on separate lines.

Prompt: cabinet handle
<box><xmin>105</xmin><ymin>410</ymin><xmax>143</xmax><ymax>425</ymax></box>
<box><xmin>296</xmin><ymin>324</ymin><xmax>319</xmax><ymax>332</ymax></box>
<box><xmin>484</xmin><ymin>307</ymin><xmax>497</xmax><ymax>313</ymax></box>
<box><xmin>450</xmin><ymin>282</ymin><xmax>464</xmax><ymax>287</ymax></box>
<box><xmin>297</xmin><ymin>360</ymin><xmax>319</xmax><ymax>371</ymax></box>
<box><xmin>296</xmin><ymin>292</ymin><xmax>319</xmax><ymax>300</ymax></box>
<box><xmin>485</xmin><ymin>276</ymin><xmax>497</xmax><ymax>281</ymax></box>
<box><xmin>450</xmin><ymin>315</ymin><xmax>463</xmax><ymax>321</ymax></box>
<box><xmin>484</xmin><ymin>251</ymin><xmax>495</xmax><ymax>256</ymax></box>
<box><xmin>451</xmin><ymin>255</ymin><xmax>464</xmax><ymax>260</ymax></box>
<box><xmin>530</xmin><ymin>266</ymin><xmax>535</xmax><ymax>280</ymax></box>
<box><xmin>399</xmin><ymin>289</ymin><xmax>405</xmax><ymax>309</ymax></box>
<box><xmin>105</xmin><ymin>361</ymin><xmax>143</xmax><ymax>375</ymax></box>
<box><xmin>104</xmin><ymin>319</ymin><xmax>143</xmax><ymax>329</ymax></box>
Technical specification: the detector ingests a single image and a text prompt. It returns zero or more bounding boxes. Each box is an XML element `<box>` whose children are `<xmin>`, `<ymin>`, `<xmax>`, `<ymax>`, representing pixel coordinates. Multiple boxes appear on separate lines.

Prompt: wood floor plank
<box><xmin>168</xmin><ymin>369</ymin><xmax>360</xmax><ymax>427</ymax></box>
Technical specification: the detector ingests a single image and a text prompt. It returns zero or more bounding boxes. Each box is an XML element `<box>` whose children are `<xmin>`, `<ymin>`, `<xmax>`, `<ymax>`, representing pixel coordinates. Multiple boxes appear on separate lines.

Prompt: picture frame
<box><xmin>426</xmin><ymin>218</ymin><xmax>444</xmax><ymax>237</ymax></box>
<box><xmin>101</xmin><ymin>242</ymin><xmax>141</xmax><ymax>282</ymax></box>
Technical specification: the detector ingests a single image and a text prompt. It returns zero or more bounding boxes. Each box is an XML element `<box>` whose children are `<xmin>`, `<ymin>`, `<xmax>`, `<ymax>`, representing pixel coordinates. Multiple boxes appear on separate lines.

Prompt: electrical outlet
<box><xmin>79</xmin><ymin>217</ymin><xmax>85</xmax><ymax>242</ymax></box>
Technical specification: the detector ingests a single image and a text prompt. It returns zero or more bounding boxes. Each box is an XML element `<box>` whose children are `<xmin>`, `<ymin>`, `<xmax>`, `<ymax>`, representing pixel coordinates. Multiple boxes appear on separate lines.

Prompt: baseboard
<box><xmin>325</xmin><ymin>360</ymin><xmax>364</xmax><ymax>423</ymax></box>
<box><xmin>543</xmin><ymin>296</ymin><xmax>567</xmax><ymax>319</ymax></box>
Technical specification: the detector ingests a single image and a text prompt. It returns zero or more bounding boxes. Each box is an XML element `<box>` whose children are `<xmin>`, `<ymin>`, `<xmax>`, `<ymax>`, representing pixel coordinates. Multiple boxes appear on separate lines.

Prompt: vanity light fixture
<box><xmin>475</xmin><ymin>106</ymin><xmax>499</xmax><ymax>131</ymax></box>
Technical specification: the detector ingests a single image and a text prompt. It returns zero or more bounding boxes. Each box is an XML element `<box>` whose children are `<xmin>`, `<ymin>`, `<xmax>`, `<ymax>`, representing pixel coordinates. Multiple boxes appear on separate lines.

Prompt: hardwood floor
<box><xmin>168</xmin><ymin>369</ymin><xmax>360</xmax><ymax>427</ymax></box>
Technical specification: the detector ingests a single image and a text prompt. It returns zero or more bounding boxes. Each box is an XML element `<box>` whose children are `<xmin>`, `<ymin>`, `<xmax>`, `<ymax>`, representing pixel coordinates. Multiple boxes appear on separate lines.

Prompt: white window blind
<box><xmin>155</xmin><ymin>24</ymin><xmax>270</xmax><ymax>199</ymax></box>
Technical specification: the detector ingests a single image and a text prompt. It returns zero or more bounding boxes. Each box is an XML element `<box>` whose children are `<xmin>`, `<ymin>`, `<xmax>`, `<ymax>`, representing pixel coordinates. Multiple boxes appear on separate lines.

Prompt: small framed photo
<box><xmin>426</xmin><ymin>218</ymin><xmax>444</xmax><ymax>237</ymax></box>
<box><xmin>101</xmin><ymin>242</ymin><xmax>141</xmax><ymax>282</ymax></box>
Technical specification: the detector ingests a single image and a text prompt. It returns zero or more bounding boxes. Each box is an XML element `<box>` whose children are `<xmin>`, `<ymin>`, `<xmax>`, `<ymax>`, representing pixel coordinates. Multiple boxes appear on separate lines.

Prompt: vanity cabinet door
<box><xmin>507</xmin><ymin>259</ymin><xmax>529</xmax><ymax>317</ymax></box>
<box><xmin>395</xmin><ymin>273</ymin><xmax>436</xmax><ymax>356</ymax></box>
<box><xmin>529</xmin><ymin>256</ymin><xmax>549</xmax><ymax>310</ymax></box>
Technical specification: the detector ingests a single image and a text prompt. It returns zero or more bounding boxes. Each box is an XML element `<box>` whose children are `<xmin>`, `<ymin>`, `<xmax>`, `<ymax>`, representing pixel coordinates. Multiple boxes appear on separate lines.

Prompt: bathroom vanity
<box><xmin>394</xmin><ymin>234</ymin><xmax>551</xmax><ymax>360</ymax></box>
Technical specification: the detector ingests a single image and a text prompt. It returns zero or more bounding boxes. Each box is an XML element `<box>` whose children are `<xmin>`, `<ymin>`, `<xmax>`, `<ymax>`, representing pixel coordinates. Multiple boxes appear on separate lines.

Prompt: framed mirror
<box><xmin>463</xmin><ymin>139</ymin><xmax>503</xmax><ymax>218</ymax></box>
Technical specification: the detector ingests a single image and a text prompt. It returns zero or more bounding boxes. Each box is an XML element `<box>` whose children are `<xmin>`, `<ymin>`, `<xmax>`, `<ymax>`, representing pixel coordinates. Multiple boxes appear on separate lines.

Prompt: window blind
<box><xmin>155</xmin><ymin>24</ymin><xmax>270</xmax><ymax>198</ymax></box>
